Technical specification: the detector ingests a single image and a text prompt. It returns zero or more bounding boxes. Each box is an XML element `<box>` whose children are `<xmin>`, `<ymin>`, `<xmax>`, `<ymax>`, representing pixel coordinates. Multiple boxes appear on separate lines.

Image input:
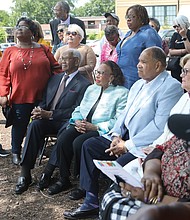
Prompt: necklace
<box><xmin>18</xmin><ymin>43</ymin><xmax>34</xmax><ymax>70</ymax></box>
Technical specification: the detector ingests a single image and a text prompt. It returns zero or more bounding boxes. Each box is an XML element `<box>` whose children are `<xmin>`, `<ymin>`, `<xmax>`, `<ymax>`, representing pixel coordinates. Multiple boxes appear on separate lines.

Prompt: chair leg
<box><xmin>38</xmin><ymin>137</ymin><xmax>49</xmax><ymax>166</ymax></box>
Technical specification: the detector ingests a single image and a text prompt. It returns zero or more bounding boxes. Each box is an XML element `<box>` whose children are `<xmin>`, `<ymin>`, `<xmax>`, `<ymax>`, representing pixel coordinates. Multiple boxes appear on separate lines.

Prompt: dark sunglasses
<box><xmin>57</xmin><ymin>28</ymin><xmax>64</xmax><ymax>33</ymax></box>
<box><xmin>173</xmin><ymin>24</ymin><xmax>180</xmax><ymax>29</ymax></box>
<box><xmin>66</xmin><ymin>31</ymin><xmax>78</xmax><ymax>36</ymax></box>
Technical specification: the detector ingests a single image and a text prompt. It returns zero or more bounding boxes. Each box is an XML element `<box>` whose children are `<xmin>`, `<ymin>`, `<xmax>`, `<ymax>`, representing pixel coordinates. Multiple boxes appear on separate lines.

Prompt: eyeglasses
<box><xmin>173</xmin><ymin>24</ymin><xmax>180</xmax><ymax>29</ymax></box>
<box><xmin>125</xmin><ymin>15</ymin><xmax>136</xmax><ymax>20</ymax></box>
<box><xmin>94</xmin><ymin>70</ymin><xmax>112</xmax><ymax>76</ymax></box>
<box><xmin>57</xmin><ymin>28</ymin><xmax>64</xmax><ymax>33</ymax></box>
<box><xmin>66</xmin><ymin>31</ymin><xmax>78</xmax><ymax>36</ymax></box>
<box><xmin>59</xmin><ymin>57</ymin><xmax>74</xmax><ymax>62</ymax></box>
<box><xmin>16</xmin><ymin>25</ymin><xmax>30</xmax><ymax>30</ymax></box>
<box><xmin>181</xmin><ymin>68</ymin><xmax>190</xmax><ymax>75</ymax></box>
<box><xmin>52</xmin><ymin>8</ymin><xmax>62</xmax><ymax>12</ymax></box>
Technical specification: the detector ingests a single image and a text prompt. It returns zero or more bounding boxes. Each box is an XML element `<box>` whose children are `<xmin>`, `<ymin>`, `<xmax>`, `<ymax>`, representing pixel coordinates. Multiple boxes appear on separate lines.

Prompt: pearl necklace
<box><xmin>18</xmin><ymin>43</ymin><xmax>34</xmax><ymax>70</ymax></box>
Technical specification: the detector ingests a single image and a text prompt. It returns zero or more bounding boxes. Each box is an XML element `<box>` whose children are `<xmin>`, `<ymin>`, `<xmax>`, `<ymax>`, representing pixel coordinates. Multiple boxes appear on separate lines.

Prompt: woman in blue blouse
<box><xmin>37</xmin><ymin>60</ymin><xmax>129</xmax><ymax>195</ymax></box>
<box><xmin>116</xmin><ymin>4</ymin><xmax>162</xmax><ymax>89</ymax></box>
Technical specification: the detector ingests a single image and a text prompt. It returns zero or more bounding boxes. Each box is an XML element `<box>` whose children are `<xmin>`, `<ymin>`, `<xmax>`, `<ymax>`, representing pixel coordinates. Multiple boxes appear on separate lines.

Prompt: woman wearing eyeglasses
<box><xmin>0</xmin><ymin>17</ymin><xmax>61</xmax><ymax>165</ymax></box>
<box><xmin>37</xmin><ymin>61</ymin><xmax>129</xmax><ymax>196</ymax></box>
<box><xmin>54</xmin><ymin>24</ymin><xmax>96</xmax><ymax>83</ymax></box>
<box><xmin>116</xmin><ymin>4</ymin><xmax>162</xmax><ymax>89</ymax></box>
<box><xmin>168</xmin><ymin>15</ymin><xmax>190</xmax><ymax>82</ymax></box>
<box><xmin>52</xmin><ymin>23</ymin><xmax>68</xmax><ymax>54</ymax></box>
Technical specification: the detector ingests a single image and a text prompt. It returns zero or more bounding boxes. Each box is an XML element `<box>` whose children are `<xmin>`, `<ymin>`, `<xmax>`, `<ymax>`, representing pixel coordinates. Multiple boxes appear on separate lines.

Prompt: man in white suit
<box><xmin>63</xmin><ymin>46</ymin><xmax>184</xmax><ymax>220</ymax></box>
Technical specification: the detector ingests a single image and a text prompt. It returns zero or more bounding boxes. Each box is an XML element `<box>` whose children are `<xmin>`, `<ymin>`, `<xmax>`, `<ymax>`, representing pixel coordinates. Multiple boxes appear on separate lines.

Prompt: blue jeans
<box><xmin>11</xmin><ymin>103</ymin><xmax>35</xmax><ymax>154</ymax></box>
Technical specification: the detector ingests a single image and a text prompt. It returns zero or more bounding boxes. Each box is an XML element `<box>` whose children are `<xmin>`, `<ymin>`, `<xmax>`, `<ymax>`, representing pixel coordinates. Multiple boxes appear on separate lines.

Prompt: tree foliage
<box><xmin>0</xmin><ymin>0</ymin><xmax>115</xmax><ymax>26</ymax></box>
<box><xmin>0</xmin><ymin>10</ymin><xmax>13</xmax><ymax>26</ymax></box>
<box><xmin>72</xmin><ymin>0</ymin><xmax>115</xmax><ymax>17</ymax></box>
<box><xmin>10</xmin><ymin>0</ymin><xmax>58</xmax><ymax>24</ymax></box>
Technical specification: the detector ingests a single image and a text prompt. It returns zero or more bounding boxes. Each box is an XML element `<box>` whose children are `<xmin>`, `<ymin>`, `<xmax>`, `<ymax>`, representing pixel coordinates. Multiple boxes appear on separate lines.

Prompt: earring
<box><xmin>108</xmin><ymin>81</ymin><xmax>113</xmax><ymax>86</ymax></box>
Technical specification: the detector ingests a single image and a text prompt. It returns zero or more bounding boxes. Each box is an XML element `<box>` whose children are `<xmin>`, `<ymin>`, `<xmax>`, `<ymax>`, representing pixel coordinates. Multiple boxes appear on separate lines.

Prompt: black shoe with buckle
<box><xmin>48</xmin><ymin>179</ymin><xmax>71</xmax><ymax>195</ymax></box>
<box><xmin>15</xmin><ymin>176</ymin><xmax>32</xmax><ymax>195</ymax></box>
<box><xmin>64</xmin><ymin>206</ymin><xmax>99</xmax><ymax>219</ymax></box>
<box><xmin>37</xmin><ymin>173</ymin><xmax>51</xmax><ymax>190</ymax></box>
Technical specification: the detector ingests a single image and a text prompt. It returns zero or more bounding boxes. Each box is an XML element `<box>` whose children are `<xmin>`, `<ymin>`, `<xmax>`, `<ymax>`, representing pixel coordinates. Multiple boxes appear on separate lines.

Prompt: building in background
<box><xmin>116</xmin><ymin>0</ymin><xmax>190</xmax><ymax>32</ymax></box>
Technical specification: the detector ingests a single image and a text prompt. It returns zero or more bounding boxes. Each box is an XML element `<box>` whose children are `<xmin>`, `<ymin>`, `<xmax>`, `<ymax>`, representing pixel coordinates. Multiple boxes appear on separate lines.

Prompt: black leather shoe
<box><xmin>12</xmin><ymin>154</ymin><xmax>21</xmax><ymax>165</ymax></box>
<box><xmin>37</xmin><ymin>173</ymin><xmax>51</xmax><ymax>190</ymax></box>
<box><xmin>15</xmin><ymin>176</ymin><xmax>32</xmax><ymax>195</ymax></box>
<box><xmin>69</xmin><ymin>188</ymin><xmax>85</xmax><ymax>200</ymax></box>
<box><xmin>64</xmin><ymin>207</ymin><xmax>99</xmax><ymax>219</ymax></box>
<box><xmin>48</xmin><ymin>179</ymin><xmax>71</xmax><ymax>195</ymax></box>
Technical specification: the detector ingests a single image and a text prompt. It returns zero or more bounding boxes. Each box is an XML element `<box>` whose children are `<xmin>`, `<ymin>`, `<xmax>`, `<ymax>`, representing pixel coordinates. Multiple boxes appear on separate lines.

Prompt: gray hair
<box><xmin>57</xmin><ymin>1</ymin><xmax>70</xmax><ymax>13</ymax></box>
<box><xmin>104</xmin><ymin>25</ymin><xmax>119</xmax><ymax>37</ymax></box>
<box><xmin>66</xmin><ymin>48</ymin><xmax>81</xmax><ymax>63</ymax></box>
<box><xmin>173</xmin><ymin>15</ymin><xmax>190</xmax><ymax>29</ymax></box>
<box><xmin>180</xmin><ymin>54</ymin><xmax>190</xmax><ymax>67</ymax></box>
<box><xmin>68</xmin><ymin>24</ymin><xmax>84</xmax><ymax>42</ymax></box>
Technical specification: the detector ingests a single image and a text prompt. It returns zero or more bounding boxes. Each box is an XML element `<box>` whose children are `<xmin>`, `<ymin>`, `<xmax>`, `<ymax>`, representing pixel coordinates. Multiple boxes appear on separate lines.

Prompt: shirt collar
<box><xmin>60</xmin><ymin>15</ymin><xmax>70</xmax><ymax>26</ymax></box>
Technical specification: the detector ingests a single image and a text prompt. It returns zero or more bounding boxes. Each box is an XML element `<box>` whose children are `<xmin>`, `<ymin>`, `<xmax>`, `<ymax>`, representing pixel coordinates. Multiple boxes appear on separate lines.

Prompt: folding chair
<box><xmin>37</xmin><ymin>134</ymin><xmax>57</xmax><ymax>166</ymax></box>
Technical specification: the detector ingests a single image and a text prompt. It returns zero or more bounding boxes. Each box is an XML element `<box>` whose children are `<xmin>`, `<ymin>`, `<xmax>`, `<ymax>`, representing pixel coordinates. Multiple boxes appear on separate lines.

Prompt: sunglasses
<box><xmin>66</xmin><ymin>31</ymin><xmax>78</xmax><ymax>36</ymax></box>
<box><xmin>173</xmin><ymin>24</ymin><xmax>180</xmax><ymax>29</ymax></box>
<box><xmin>57</xmin><ymin>28</ymin><xmax>64</xmax><ymax>33</ymax></box>
<box><xmin>181</xmin><ymin>68</ymin><xmax>190</xmax><ymax>76</ymax></box>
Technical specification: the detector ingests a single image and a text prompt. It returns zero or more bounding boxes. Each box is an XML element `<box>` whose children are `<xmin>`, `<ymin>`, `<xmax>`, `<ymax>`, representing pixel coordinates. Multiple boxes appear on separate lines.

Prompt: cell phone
<box><xmin>115</xmin><ymin>175</ymin><xmax>126</xmax><ymax>185</ymax></box>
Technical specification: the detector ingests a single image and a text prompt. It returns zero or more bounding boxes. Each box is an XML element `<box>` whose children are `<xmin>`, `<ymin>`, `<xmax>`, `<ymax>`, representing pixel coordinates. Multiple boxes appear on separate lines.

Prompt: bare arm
<box><xmin>127</xmin><ymin>202</ymin><xmax>190</xmax><ymax>220</ymax></box>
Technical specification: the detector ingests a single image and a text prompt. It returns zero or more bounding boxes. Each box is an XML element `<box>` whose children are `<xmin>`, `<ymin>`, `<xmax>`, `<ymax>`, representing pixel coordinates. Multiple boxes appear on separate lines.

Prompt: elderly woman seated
<box><xmin>37</xmin><ymin>60</ymin><xmax>129</xmax><ymax>195</ymax></box>
<box><xmin>55</xmin><ymin>24</ymin><xmax>96</xmax><ymax>83</ymax></box>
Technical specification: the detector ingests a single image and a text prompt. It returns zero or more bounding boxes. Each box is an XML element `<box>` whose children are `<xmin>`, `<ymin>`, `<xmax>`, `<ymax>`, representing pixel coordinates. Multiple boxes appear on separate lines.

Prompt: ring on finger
<box><xmin>125</xmin><ymin>191</ymin><xmax>131</xmax><ymax>198</ymax></box>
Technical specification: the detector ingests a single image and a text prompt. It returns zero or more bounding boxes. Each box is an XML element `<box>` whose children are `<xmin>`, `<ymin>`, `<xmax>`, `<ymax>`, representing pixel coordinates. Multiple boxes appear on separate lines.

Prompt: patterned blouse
<box><xmin>154</xmin><ymin>136</ymin><xmax>190</xmax><ymax>199</ymax></box>
<box><xmin>100</xmin><ymin>41</ymin><xmax>118</xmax><ymax>63</ymax></box>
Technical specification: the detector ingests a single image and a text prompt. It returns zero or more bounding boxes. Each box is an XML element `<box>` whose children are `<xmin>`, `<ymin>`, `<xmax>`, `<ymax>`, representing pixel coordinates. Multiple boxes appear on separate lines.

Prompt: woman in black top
<box><xmin>169</xmin><ymin>15</ymin><xmax>190</xmax><ymax>82</ymax></box>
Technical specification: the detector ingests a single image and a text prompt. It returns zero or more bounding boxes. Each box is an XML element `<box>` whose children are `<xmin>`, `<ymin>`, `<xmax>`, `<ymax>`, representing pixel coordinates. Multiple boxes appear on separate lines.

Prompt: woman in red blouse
<box><xmin>0</xmin><ymin>17</ymin><xmax>61</xmax><ymax>165</ymax></box>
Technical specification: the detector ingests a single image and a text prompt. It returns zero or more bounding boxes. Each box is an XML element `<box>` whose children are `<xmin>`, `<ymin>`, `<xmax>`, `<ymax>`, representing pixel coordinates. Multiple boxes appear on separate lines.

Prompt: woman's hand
<box><xmin>119</xmin><ymin>182</ymin><xmax>144</xmax><ymax>201</ymax></box>
<box><xmin>75</xmin><ymin>120</ymin><xmax>87</xmax><ymax>133</ymax></box>
<box><xmin>179</xmin><ymin>28</ymin><xmax>187</xmax><ymax>38</ymax></box>
<box><xmin>0</xmin><ymin>96</ymin><xmax>8</xmax><ymax>108</ymax></box>
<box><xmin>141</xmin><ymin>173</ymin><xmax>164</xmax><ymax>203</ymax></box>
<box><xmin>75</xmin><ymin>120</ymin><xmax>98</xmax><ymax>133</ymax></box>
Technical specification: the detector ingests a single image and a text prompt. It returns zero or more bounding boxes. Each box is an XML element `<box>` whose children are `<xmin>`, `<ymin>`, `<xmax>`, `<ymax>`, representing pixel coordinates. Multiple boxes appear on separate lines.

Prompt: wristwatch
<box><xmin>182</xmin><ymin>37</ymin><xmax>187</xmax><ymax>41</ymax></box>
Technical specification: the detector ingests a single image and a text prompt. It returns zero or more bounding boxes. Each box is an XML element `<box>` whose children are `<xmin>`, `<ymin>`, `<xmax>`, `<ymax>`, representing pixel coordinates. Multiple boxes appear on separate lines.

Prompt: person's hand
<box><xmin>75</xmin><ymin>120</ymin><xmax>87</xmax><ymax>133</ymax></box>
<box><xmin>0</xmin><ymin>96</ymin><xmax>8</xmax><ymax>108</ymax></box>
<box><xmin>84</xmin><ymin>121</ymin><xmax>98</xmax><ymax>132</ymax></box>
<box><xmin>119</xmin><ymin>182</ymin><xmax>144</xmax><ymax>201</ymax></box>
<box><xmin>142</xmin><ymin>146</ymin><xmax>155</xmax><ymax>155</ymax></box>
<box><xmin>31</xmin><ymin>106</ymin><xmax>52</xmax><ymax>120</ymax></box>
<box><xmin>179</xmin><ymin>28</ymin><xmax>187</xmax><ymax>38</ymax></box>
<box><xmin>141</xmin><ymin>173</ymin><xmax>163</xmax><ymax>203</ymax></box>
<box><xmin>105</xmin><ymin>136</ymin><xmax>127</xmax><ymax>157</ymax></box>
